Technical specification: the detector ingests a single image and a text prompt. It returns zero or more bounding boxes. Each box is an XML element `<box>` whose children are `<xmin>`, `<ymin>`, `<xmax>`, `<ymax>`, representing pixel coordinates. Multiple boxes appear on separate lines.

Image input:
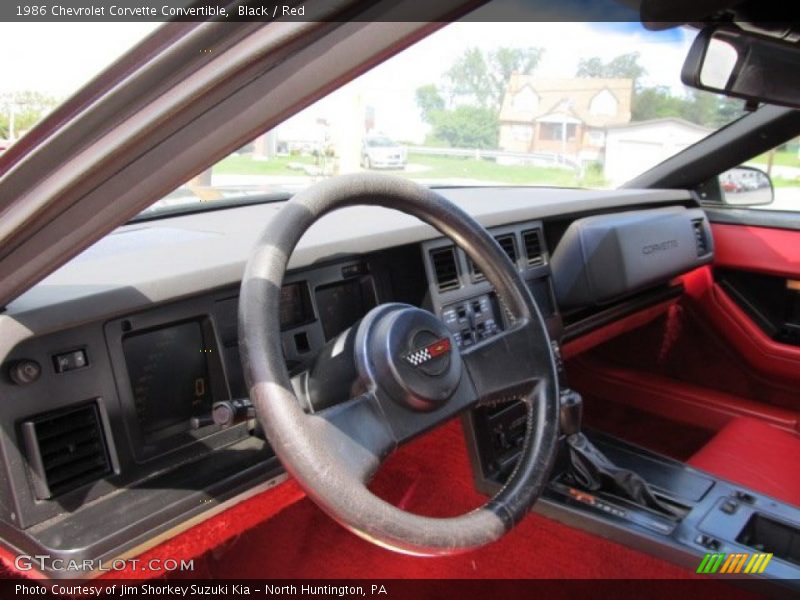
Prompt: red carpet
<box><xmin>0</xmin><ymin>415</ymin><xmax>743</xmax><ymax>582</ymax></box>
<box><xmin>174</xmin><ymin>419</ymin><xmax>699</xmax><ymax>580</ymax></box>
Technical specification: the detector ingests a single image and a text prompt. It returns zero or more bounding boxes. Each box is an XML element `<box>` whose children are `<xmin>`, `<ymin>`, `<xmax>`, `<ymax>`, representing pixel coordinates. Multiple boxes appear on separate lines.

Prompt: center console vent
<box><xmin>522</xmin><ymin>228</ymin><xmax>545</xmax><ymax>266</ymax></box>
<box><xmin>430</xmin><ymin>246</ymin><xmax>460</xmax><ymax>292</ymax></box>
<box><xmin>472</xmin><ymin>234</ymin><xmax>518</xmax><ymax>281</ymax></box>
<box><xmin>21</xmin><ymin>402</ymin><xmax>112</xmax><ymax>500</ymax></box>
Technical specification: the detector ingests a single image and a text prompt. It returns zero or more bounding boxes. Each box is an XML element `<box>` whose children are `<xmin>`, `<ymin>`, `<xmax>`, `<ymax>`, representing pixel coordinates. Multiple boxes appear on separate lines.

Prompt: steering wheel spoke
<box><xmin>462</xmin><ymin>320</ymin><xmax>547</xmax><ymax>407</ymax></box>
<box><xmin>312</xmin><ymin>392</ymin><xmax>396</xmax><ymax>484</ymax></box>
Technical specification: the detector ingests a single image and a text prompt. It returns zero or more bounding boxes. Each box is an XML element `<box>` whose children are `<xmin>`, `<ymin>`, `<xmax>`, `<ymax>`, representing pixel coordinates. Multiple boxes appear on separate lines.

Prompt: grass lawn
<box><xmin>751</xmin><ymin>150</ymin><xmax>800</xmax><ymax>169</ymax></box>
<box><xmin>402</xmin><ymin>153</ymin><xmax>605</xmax><ymax>188</ymax></box>
<box><xmin>213</xmin><ymin>153</ymin><xmax>317</xmax><ymax>176</ymax></box>
<box><xmin>772</xmin><ymin>175</ymin><xmax>800</xmax><ymax>188</ymax></box>
<box><xmin>212</xmin><ymin>152</ymin><xmax>606</xmax><ymax>188</ymax></box>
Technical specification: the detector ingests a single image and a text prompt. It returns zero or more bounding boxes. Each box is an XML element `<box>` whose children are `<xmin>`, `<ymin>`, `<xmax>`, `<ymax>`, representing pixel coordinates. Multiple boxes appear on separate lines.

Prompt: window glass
<box><xmin>721</xmin><ymin>139</ymin><xmax>800</xmax><ymax>212</ymax></box>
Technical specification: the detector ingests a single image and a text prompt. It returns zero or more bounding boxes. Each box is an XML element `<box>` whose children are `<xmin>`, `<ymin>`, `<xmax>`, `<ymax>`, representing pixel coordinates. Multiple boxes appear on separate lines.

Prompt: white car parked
<box><xmin>361</xmin><ymin>135</ymin><xmax>407</xmax><ymax>169</ymax></box>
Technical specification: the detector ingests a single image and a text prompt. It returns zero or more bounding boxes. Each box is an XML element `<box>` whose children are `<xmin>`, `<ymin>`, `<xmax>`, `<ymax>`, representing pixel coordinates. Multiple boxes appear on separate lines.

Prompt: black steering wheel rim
<box><xmin>239</xmin><ymin>173</ymin><xmax>559</xmax><ymax>555</ymax></box>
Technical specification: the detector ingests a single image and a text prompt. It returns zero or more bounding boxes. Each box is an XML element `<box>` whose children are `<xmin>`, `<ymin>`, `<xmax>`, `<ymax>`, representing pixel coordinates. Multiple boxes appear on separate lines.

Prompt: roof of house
<box><xmin>605</xmin><ymin>117</ymin><xmax>713</xmax><ymax>134</ymax></box>
<box><xmin>499</xmin><ymin>74</ymin><xmax>633</xmax><ymax>128</ymax></box>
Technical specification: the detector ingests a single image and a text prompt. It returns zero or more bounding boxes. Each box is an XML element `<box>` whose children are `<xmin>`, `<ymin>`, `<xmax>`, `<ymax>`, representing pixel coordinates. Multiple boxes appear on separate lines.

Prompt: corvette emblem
<box><xmin>404</xmin><ymin>337</ymin><xmax>452</xmax><ymax>367</ymax></box>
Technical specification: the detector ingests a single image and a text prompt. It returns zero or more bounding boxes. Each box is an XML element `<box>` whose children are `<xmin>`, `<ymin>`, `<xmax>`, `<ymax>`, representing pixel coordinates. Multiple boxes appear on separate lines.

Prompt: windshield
<box><xmin>0</xmin><ymin>22</ymin><xmax>156</xmax><ymax>140</ymax></box>
<box><xmin>1</xmin><ymin>19</ymin><xmax>747</xmax><ymax>215</ymax></box>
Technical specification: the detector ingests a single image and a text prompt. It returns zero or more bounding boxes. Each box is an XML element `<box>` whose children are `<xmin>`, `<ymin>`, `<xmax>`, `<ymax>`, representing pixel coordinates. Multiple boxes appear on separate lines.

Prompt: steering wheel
<box><xmin>239</xmin><ymin>173</ymin><xmax>559</xmax><ymax>555</ymax></box>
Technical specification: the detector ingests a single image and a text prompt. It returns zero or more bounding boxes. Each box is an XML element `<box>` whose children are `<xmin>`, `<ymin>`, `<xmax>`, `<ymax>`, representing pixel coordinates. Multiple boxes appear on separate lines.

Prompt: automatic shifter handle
<box><xmin>559</xmin><ymin>389</ymin><xmax>583</xmax><ymax>436</ymax></box>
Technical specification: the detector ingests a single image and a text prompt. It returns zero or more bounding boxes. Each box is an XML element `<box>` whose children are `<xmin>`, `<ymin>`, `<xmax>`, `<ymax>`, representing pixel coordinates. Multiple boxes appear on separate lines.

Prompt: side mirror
<box><xmin>682</xmin><ymin>26</ymin><xmax>800</xmax><ymax>110</ymax></box>
<box><xmin>719</xmin><ymin>166</ymin><xmax>774</xmax><ymax>206</ymax></box>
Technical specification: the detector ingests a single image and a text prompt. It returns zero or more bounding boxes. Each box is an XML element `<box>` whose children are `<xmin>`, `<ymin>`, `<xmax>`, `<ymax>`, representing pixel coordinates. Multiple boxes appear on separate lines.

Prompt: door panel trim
<box><xmin>711</xmin><ymin>223</ymin><xmax>800</xmax><ymax>278</ymax></box>
<box><xmin>683</xmin><ymin>267</ymin><xmax>800</xmax><ymax>384</ymax></box>
<box><xmin>706</xmin><ymin>208</ymin><xmax>800</xmax><ymax>232</ymax></box>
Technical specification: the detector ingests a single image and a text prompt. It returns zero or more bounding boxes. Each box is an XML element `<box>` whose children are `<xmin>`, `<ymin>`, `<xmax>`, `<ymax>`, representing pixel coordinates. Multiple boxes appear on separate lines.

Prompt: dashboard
<box><xmin>0</xmin><ymin>186</ymin><xmax>712</xmax><ymax>575</ymax></box>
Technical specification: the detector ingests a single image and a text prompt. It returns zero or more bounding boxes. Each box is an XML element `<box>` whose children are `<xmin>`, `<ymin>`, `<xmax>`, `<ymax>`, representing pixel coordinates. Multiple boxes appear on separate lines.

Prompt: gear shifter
<box><xmin>559</xmin><ymin>390</ymin><xmax>681</xmax><ymax>518</ymax></box>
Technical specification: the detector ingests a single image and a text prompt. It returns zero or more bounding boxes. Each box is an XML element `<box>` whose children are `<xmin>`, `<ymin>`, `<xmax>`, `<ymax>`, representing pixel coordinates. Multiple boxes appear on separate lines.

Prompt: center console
<box><xmin>464</xmin><ymin>404</ymin><xmax>800</xmax><ymax>586</ymax></box>
<box><xmin>421</xmin><ymin>219</ymin><xmax>560</xmax><ymax>345</ymax></box>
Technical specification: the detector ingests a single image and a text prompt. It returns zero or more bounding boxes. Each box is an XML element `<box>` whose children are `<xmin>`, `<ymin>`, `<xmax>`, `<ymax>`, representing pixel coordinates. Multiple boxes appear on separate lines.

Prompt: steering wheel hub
<box><xmin>357</xmin><ymin>305</ymin><xmax>462</xmax><ymax>412</ymax></box>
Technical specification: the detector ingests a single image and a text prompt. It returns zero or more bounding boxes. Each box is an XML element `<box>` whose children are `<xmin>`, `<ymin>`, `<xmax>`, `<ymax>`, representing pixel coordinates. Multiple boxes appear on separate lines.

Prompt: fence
<box><xmin>405</xmin><ymin>146</ymin><xmax>581</xmax><ymax>172</ymax></box>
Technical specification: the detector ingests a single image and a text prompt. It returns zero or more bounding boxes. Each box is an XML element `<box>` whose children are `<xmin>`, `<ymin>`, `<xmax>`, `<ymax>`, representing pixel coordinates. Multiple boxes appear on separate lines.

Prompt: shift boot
<box><xmin>565</xmin><ymin>432</ymin><xmax>681</xmax><ymax>518</ymax></box>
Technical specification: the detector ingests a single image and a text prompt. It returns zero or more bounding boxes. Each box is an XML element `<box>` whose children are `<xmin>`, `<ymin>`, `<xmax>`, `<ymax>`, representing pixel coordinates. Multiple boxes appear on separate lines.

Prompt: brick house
<box><xmin>498</xmin><ymin>75</ymin><xmax>633</xmax><ymax>164</ymax></box>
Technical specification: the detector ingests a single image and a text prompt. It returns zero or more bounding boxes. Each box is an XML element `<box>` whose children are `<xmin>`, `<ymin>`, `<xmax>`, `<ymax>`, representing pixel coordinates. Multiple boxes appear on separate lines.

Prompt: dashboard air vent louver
<box><xmin>522</xmin><ymin>229</ymin><xmax>545</xmax><ymax>266</ymax></box>
<box><xmin>22</xmin><ymin>403</ymin><xmax>111</xmax><ymax>500</ymax></box>
<box><xmin>495</xmin><ymin>234</ymin><xmax>518</xmax><ymax>264</ymax></box>
<box><xmin>470</xmin><ymin>258</ymin><xmax>486</xmax><ymax>281</ymax></box>
<box><xmin>692</xmin><ymin>219</ymin><xmax>709</xmax><ymax>256</ymax></box>
<box><xmin>430</xmin><ymin>246</ymin><xmax>460</xmax><ymax>292</ymax></box>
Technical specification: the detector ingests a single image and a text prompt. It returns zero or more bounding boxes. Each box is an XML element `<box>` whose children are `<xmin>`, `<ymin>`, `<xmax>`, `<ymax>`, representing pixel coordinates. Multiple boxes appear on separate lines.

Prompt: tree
<box><xmin>444</xmin><ymin>47</ymin><xmax>491</xmax><ymax>108</ymax></box>
<box><xmin>487</xmin><ymin>47</ymin><xmax>544</xmax><ymax>112</ymax></box>
<box><xmin>576</xmin><ymin>52</ymin><xmax>646</xmax><ymax>89</ymax></box>
<box><xmin>681</xmin><ymin>90</ymin><xmax>718</xmax><ymax>127</ymax></box>
<box><xmin>415</xmin><ymin>84</ymin><xmax>445</xmax><ymax>124</ymax></box>
<box><xmin>631</xmin><ymin>86</ymin><xmax>746</xmax><ymax>128</ymax></box>
<box><xmin>0</xmin><ymin>91</ymin><xmax>59</xmax><ymax>139</ymax></box>
<box><xmin>415</xmin><ymin>46</ymin><xmax>543</xmax><ymax>149</ymax></box>
<box><xmin>430</xmin><ymin>106</ymin><xmax>498</xmax><ymax>149</ymax></box>
<box><xmin>579</xmin><ymin>54</ymin><xmax>745</xmax><ymax>129</ymax></box>
<box><xmin>575</xmin><ymin>57</ymin><xmax>604</xmax><ymax>78</ymax></box>
<box><xmin>444</xmin><ymin>46</ymin><xmax>544</xmax><ymax>113</ymax></box>
<box><xmin>631</xmin><ymin>86</ymin><xmax>685</xmax><ymax>121</ymax></box>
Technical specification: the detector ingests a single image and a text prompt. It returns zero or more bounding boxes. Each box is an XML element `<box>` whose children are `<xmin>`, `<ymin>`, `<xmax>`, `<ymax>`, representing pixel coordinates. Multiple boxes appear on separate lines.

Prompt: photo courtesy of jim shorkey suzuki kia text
<box><xmin>15</xmin><ymin>4</ymin><xmax>306</xmax><ymax>18</ymax></box>
<box><xmin>14</xmin><ymin>584</ymin><xmax>390</xmax><ymax>596</ymax></box>
<box><xmin>1</xmin><ymin>0</ymin><xmax>800</xmax><ymax>596</ymax></box>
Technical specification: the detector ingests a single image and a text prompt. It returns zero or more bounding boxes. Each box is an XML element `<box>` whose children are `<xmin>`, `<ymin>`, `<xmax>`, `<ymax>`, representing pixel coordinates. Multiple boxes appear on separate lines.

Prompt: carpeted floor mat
<box><xmin>194</xmin><ymin>419</ymin><xmax>699</xmax><ymax>579</ymax></box>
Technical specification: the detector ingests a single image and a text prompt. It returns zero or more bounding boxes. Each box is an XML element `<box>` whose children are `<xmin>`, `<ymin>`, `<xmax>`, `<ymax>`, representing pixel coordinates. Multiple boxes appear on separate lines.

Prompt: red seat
<box><xmin>688</xmin><ymin>417</ymin><xmax>800</xmax><ymax>507</ymax></box>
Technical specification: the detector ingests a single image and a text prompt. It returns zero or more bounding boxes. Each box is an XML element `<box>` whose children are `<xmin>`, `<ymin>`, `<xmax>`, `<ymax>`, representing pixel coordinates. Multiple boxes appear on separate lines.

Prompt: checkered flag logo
<box><xmin>403</xmin><ymin>338</ymin><xmax>451</xmax><ymax>367</ymax></box>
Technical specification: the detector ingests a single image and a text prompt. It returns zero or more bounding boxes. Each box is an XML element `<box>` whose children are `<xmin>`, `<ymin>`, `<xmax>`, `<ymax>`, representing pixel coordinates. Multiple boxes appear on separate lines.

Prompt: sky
<box><xmin>0</xmin><ymin>22</ymin><xmax>159</xmax><ymax>97</ymax></box>
<box><xmin>0</xmin><ymin>20</ymin><xmax>697</xmax><ymax>144</ymax></box>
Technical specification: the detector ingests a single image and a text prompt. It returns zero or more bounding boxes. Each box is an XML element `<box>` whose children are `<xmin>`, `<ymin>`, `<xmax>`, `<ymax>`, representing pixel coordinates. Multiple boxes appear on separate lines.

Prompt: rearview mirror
<box><xmin>682</xmin><ymin>27</ymin><xmax>800</xmax><ymax>110</ymax></box>
<box><xmin>719</xmin><ymin>166</ymin><xmax>774</xmax><ymax>206</ymax></box>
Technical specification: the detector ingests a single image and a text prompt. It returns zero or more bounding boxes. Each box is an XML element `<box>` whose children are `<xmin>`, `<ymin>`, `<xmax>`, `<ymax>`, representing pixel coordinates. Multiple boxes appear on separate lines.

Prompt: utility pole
<box><xmin>766</xmin><ymin>147</ymin><xmax>776</xmax><ymax>177</ymax></box>
<box><xmin>8</xmin><ymin>103</ymin><xmax>15</xmax><ymax>140</ymax></box>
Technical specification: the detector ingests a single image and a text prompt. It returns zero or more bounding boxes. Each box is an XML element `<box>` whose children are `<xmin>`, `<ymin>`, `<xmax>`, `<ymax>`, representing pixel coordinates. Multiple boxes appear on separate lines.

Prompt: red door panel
<box><xmin>712</xmin><ymin>223</ymin><xmax>800</xmax><ymax>278</ymax></box>
<box><xmin>682</xmin><ymin>266</ymin><xmax>800</xmax><ymax>385</ymax></box>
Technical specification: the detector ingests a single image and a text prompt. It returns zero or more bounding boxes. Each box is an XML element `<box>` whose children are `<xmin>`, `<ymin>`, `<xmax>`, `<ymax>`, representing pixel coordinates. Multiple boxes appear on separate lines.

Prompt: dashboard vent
<box><xmin>22</xmin><ymin>403</ymin><xmax>111</xmax><ymax>500</ymax></box>
<box><xmin>470</xmin><ymin>258</ymin><xmax>486</xmax><ymax>282</ymax></box>
<box><xmin>495</xmin><ymin>234</ymin><xmax>518</xmax><ymax>265</ymax></box>
<box><xmin>430</xmin><ymin>246</ymin><xmax>460</xmax><ymax>292</ymax></box>
<box><xmin>692</xmin><ymin>219</ymin><xmax>709</xmax><ymax>256</ymax></box>
<box><xmin>522</xmin><ymin>229</ymin><xmax>545</xmax><ymax>266</ymax></box>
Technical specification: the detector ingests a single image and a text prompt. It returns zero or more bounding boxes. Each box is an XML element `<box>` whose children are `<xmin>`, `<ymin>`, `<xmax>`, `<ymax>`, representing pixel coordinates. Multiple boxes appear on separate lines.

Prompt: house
<box><xmin>498</xmin><ymin>75</ymin><xmax>633</xmax><ymax>164</ymax></box>
<box><xmin>603</xmin><ymin>118</ymin><xmax>713</xmax><ymax>185</ymax></box>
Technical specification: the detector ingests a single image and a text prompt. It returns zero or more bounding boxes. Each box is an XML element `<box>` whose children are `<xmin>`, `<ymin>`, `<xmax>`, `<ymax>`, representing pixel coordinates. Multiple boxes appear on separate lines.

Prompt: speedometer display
<box><xmin>123</xmin><ymin>320</ymin><xmax>212</xmax><ymax>445</ymax></box>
